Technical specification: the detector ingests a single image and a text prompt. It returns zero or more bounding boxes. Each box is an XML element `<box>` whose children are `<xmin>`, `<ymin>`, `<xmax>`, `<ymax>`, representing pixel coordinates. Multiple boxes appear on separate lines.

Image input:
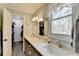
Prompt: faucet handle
<box><xmin>48</xmin><ymin>41</ymin><xmax>50</xmax><ymax>43</ymax></box>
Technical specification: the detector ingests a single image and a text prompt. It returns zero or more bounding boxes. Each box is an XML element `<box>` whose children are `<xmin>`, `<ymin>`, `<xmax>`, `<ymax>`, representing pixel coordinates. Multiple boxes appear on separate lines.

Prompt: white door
<box><xmin>3</xmin><ymin>8</ymin><xmax>12</xmax><ymax>56</ymax></box>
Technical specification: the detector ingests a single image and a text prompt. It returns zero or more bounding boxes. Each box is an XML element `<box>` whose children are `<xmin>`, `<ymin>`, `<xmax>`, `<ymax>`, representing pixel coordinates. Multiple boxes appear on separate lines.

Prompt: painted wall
<box><xmin>24</xmin><ymin>14</ymin><xmax>32</xmax><ymax>37</ymax></box>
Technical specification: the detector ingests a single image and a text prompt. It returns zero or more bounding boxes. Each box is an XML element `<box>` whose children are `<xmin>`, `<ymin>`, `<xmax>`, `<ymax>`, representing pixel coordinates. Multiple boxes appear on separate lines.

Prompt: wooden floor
<box><xmin>0</xmin><ymin>33</ymin><xmax>1</xmax><ymax>56</ymax></box>
<box><xmin>12</xmin><ymin>41</ymin><xmax>25</xmax><ymax>56</ymax></box>
<box><xmin>0</xmin><ymin>46</ymin><xmax>1</xmax><ymax>56</ymax></box>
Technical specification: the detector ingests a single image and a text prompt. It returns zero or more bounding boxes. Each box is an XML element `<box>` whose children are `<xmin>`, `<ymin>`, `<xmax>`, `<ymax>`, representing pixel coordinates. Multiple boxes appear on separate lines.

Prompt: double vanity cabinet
<box><xmin>23</xmin><ymin>35</ymin><xmax>79</xmax><ymax>56</ymax></box>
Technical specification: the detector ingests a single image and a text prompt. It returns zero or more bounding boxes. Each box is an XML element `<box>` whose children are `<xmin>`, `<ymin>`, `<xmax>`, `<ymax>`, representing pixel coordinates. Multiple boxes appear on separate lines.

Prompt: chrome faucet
<box><xmin>57</xmin><ymin>40</ymin><xmax>62</xmax><ymax>48</ymax></box>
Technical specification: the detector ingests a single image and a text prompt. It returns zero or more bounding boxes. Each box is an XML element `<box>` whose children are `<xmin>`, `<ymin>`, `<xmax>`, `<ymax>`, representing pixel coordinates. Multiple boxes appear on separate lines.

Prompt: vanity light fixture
<box><xmin>35</xmin><ymin>16</ymin><xmax>39</xmax><ymax>21</ymax></box>
<box><xmin>32</xmin><ymin>16</ymin><xmax>44</xmax><ymax>22</ymax></box>
<box><xmin>32</xmin><ymin>17</ymin><xmax>36</xmax><ymax>21</ymax></box>
<box><xmin>38</xmin><ymin>17</ymin><xmax>44</xmax><ymax>22</ymax></box>
<box><xmin>32</xmin><ymin>16</ymin><xmax>39</xmax><ymax>22</ymax></box>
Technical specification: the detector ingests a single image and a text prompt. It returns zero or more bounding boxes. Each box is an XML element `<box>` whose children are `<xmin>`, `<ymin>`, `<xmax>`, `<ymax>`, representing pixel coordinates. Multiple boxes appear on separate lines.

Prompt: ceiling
<box><xmin>5</xmin><ymin>3</ymin><xmax>44</xmax><ymax>14</ymax></box>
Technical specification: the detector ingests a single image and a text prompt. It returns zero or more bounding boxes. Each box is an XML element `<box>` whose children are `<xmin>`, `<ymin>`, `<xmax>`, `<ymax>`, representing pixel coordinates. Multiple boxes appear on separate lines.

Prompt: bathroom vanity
<box><xmin>24</xmin><ymin>35</ymin><xmax>79</xmax><ymax>56</ymax></box>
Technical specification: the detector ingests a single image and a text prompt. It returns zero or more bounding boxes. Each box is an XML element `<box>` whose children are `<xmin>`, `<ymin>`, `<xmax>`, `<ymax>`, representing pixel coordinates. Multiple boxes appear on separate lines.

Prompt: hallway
<box><xmin>12</xmin><ymin>41</ymin><xmax>25</xmax><ymax>56</ymax></box>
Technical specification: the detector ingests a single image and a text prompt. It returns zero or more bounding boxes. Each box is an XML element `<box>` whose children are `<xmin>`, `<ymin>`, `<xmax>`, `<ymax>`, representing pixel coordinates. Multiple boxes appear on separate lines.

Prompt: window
<box><xmin>51</xmin><ymin>4</ymin><xmax>72</xmax><ymax>35</ymax></box>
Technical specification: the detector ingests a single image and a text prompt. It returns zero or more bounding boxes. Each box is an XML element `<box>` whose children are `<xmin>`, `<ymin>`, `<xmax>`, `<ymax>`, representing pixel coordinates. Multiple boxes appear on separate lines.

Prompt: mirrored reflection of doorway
<box><xmin>39</xmin><ymin>21</ymin><xmax>44</xmax><ymax>36</ymax></box>
<box><xmin>12</xmin><ymin>15</ymin><xmax>24</xmax><ymax>56</ymax></box>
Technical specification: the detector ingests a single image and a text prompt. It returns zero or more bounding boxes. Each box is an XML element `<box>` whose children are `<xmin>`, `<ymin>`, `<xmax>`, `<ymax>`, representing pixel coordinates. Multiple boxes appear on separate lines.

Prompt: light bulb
<box><xmin>39</xmin><ymin>17</ymin><xmax>44</xmax><ymax>21</ymax></box>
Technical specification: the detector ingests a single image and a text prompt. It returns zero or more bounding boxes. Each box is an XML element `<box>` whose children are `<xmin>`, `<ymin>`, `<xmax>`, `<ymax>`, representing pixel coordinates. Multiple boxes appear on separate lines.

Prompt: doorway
<box><xmin>12</xmin><ymin>15</ymin><xmax>24</xmax><ymax>56</ymax></box>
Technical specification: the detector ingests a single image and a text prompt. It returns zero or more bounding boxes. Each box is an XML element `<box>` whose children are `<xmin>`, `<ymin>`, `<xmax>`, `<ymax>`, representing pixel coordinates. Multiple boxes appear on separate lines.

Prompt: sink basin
<box><xmin>42</xmin><ymin>45</ymin><xmax>55</xmax><ymax>55</ymax></box>
<box><xmin>42</xmin><ymin>44</ymin><xmax>79</xmax><ymax>56</ymax></box>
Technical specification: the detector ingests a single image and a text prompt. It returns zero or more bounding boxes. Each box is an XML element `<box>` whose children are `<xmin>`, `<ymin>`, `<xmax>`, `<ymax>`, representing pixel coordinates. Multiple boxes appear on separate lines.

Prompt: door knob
<box><xmin>4</xmin><ymin>39</ymin><xmax>7</xmax><ymax>41</ymax></box>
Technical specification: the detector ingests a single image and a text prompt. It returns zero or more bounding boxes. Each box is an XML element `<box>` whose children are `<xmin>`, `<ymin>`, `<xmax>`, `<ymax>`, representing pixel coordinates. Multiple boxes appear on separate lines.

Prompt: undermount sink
<box><xmin>42</xmin><ymin>45</ymin><xmax>54</xmax><ymax>53</ymax></box>
<box><xmin>42</xmin><ymin>44</ymin><xmax>79</xmax><ymax>56</ymax></box>
<box><xmin>42</xmin><ymin>44</ymin><xmax>62</xmax><ymax>55</ymax></box>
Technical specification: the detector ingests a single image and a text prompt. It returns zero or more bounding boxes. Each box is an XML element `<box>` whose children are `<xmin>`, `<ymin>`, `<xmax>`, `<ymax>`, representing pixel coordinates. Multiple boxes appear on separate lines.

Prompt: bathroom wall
<box><xmin>32</xmin><ymin>4</ymin><xmax>48</xmax><ymax>37</ymax></box>
<box><xmin>24</xmin><ymin>14</ymin><xmax>32</xmax><ymax>37</ymax></box>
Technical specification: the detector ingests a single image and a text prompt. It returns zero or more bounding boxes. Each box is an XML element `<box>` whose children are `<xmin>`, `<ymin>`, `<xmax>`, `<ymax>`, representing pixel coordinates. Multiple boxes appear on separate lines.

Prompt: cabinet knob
<box><xmin>29</xmin><ymin>52</ymin><xmax>32</xmax><ymax>55</ymax></box>
<box><xmin>29</xmin><ymin>45</ymin><xmax>31</xmax><ymax>48</ymax></box>
<box><xmin>4</xmin><ymin>39</ymin><xmax>7</xmax><ymax>41</ymax></box>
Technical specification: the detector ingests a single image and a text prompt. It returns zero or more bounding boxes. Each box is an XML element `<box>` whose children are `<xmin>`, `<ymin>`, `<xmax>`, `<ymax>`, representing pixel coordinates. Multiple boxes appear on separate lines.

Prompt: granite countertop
<box><xmin>24</xmin><ymin>36</ymin><xmax>79</xmax><ymax>56</ymax></box>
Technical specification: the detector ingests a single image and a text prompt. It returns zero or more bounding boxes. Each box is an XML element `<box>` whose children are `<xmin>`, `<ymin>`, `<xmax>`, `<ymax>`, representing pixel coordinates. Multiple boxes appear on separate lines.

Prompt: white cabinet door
<box><xmin>3</xmin><ymin>8</ymin><xmax>12</xmax><ymax>56</ymax></box>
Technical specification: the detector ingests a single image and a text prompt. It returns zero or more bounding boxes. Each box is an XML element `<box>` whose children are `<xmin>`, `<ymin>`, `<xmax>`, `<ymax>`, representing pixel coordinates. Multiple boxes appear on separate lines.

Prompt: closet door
<box><xmin>3</xmin><ymin>8</ymin><xmax>12</xmax><ymax>56</ymax></box>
